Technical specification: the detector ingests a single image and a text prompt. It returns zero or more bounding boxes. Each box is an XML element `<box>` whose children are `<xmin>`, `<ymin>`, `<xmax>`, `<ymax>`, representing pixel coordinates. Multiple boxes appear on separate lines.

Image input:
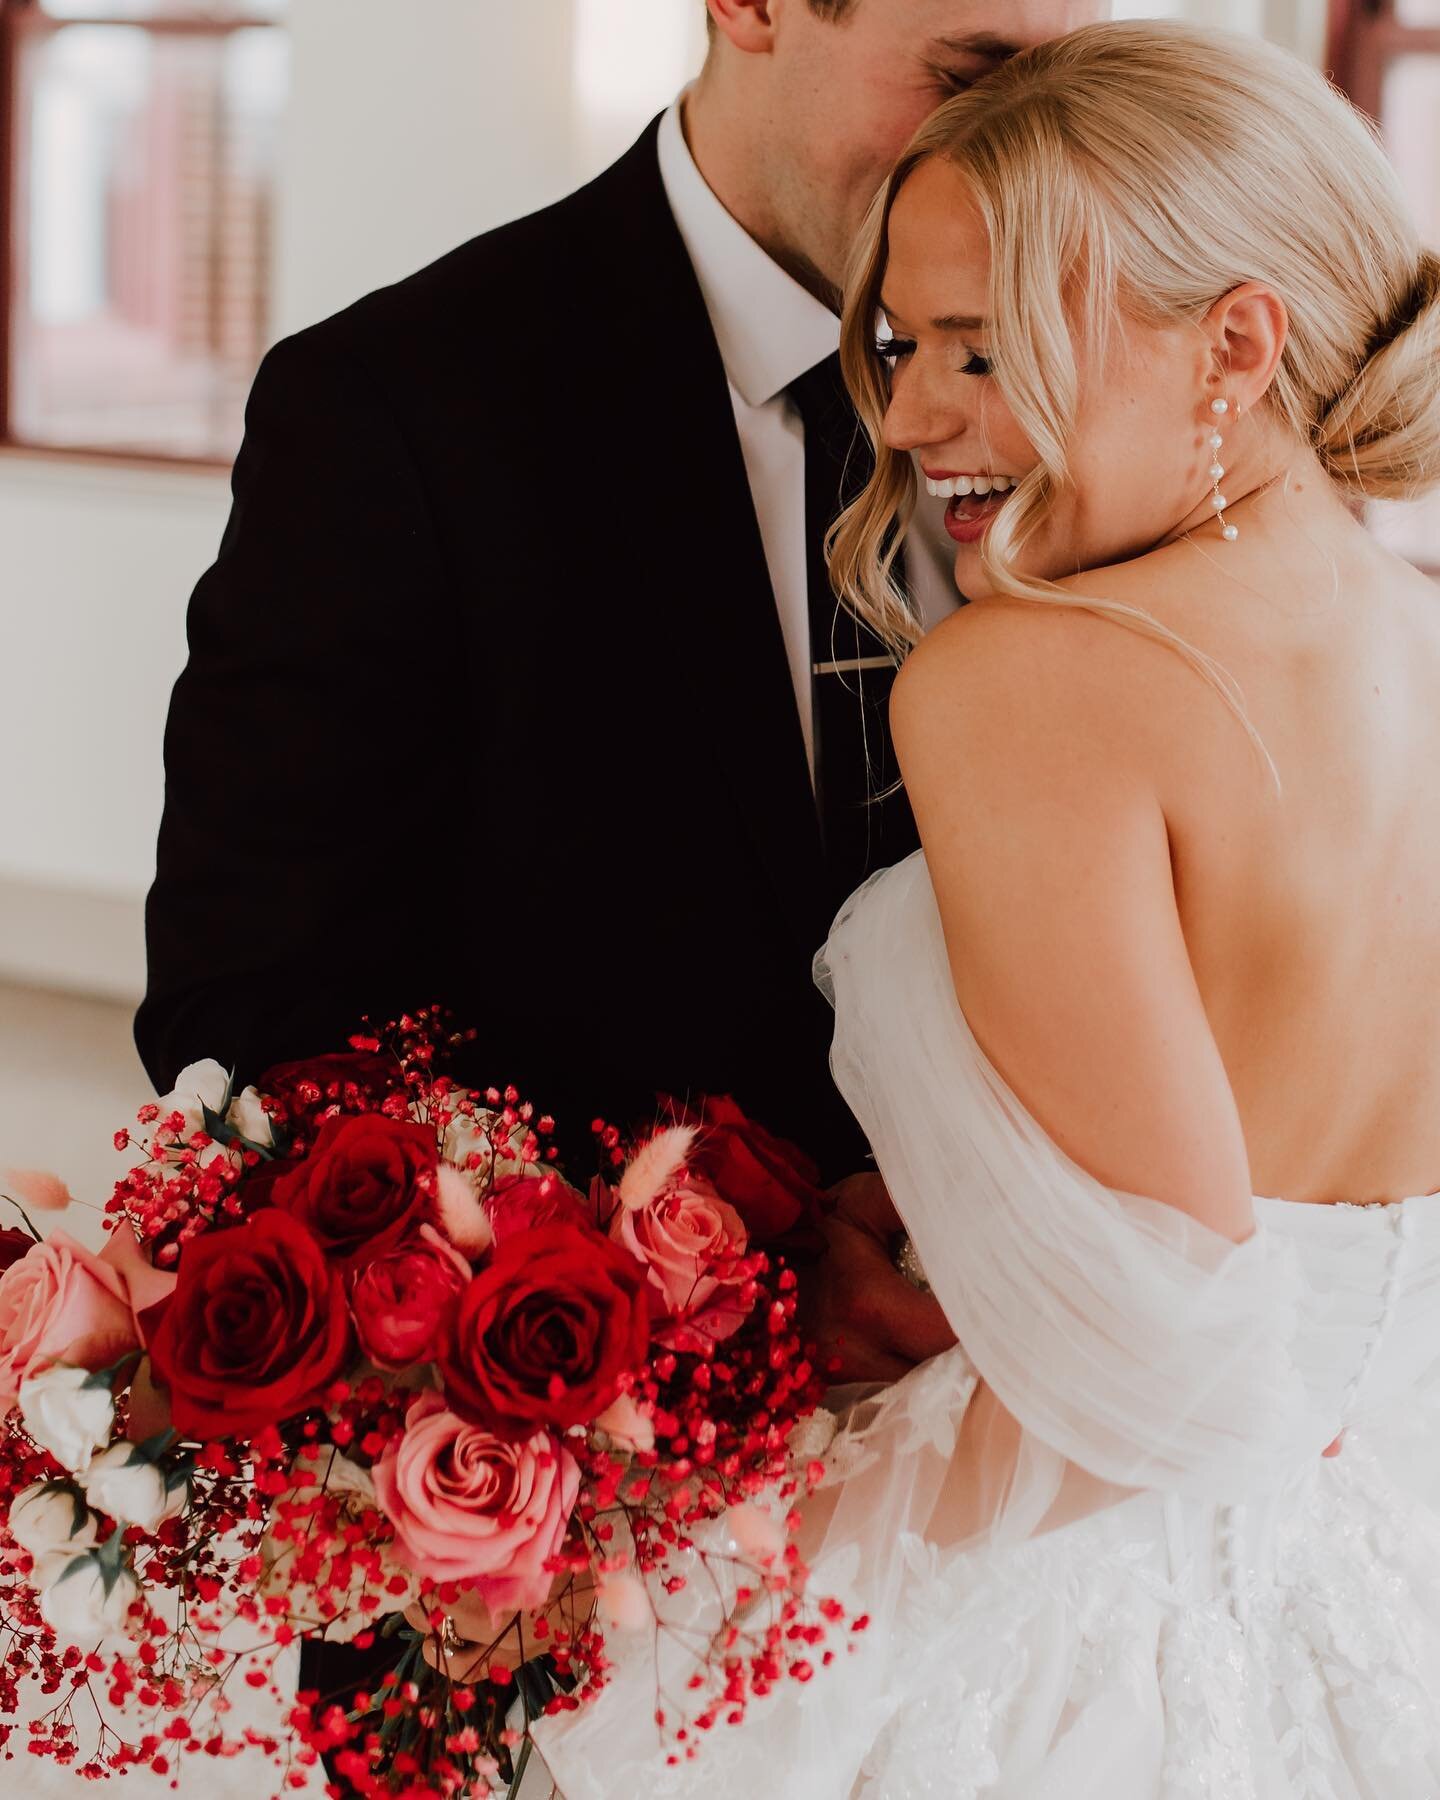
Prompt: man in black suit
<box><xmin>138</xmin><ymin>0</ymin><xmax>1094</xmax><ymax>1385</ymax></box>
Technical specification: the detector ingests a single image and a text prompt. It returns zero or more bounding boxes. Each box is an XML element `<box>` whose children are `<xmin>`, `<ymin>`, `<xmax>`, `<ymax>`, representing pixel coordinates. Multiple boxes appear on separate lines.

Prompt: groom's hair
<box><xmin>705</xmin><ymin>0</ymin><xmax>858</xmax><ymax>35</ymax></box>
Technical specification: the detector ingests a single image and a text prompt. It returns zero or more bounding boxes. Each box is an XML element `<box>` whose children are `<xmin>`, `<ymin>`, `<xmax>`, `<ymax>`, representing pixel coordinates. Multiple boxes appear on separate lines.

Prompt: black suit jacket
<box><xmin>137</xmin><ymin>118</ymin><xmax>911</xmax><ymax>1184</ymax></box>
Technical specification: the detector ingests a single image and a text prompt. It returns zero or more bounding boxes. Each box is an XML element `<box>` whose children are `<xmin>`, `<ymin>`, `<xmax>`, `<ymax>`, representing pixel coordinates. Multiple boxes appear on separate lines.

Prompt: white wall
<box><xmin>274</xmin><ymin>0</ymin><xmax>579</xmax><ymax>337</ymax></box>
<box><xmin>0</xmin><ymin>0</ymin><xmax>705</xmax><ymax>1001</ymax></box>
<box><xmin>0</xmin><ymin>456</ymin><xmax>224</xmax><ymax>997</ymax></box>
<box><xmin>1113</xmin><ymin>0</ymin><xmax>1325</xmax><ymax>60</ymax></box>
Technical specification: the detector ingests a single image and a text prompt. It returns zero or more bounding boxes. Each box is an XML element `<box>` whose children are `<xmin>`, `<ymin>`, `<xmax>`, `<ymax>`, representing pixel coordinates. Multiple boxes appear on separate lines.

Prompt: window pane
<box><xmin>1370</xmin><ymin>52</ymin><xmax>1440</xmax><ymax>572</ymax></box>
<box><xmin>1372</xmin><ymin>493</ymin><xmax>1440</xmax><ymax>572</ymax></box>
<box><xmin>1384</xmin><ymin>53</ymin><xmax>1440</xmax><ymax>247</ymax></box>
<box><xmin>9</xmin><ymin>22</ymin><xmax>287</xmax><ymax>460</ymax></box>
<box><xmin>39</xmin><ymin>2</ymin><xmax>285</xmax><ymax>19</ymax></box>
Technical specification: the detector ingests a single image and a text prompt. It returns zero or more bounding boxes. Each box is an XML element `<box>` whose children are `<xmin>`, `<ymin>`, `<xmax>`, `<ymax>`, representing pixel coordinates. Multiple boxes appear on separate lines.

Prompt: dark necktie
<box><xmin>787</xmin><ymin>351</ymin><xmax>920</xmax><ymax>912</ymax></box>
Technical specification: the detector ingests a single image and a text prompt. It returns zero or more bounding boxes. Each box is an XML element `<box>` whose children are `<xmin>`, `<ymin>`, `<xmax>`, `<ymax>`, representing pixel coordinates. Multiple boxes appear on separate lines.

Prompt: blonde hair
<box><xmin>830</xmin><ymin>19</ymin><xmax>1440</xmax><ymax>672</ymax></box>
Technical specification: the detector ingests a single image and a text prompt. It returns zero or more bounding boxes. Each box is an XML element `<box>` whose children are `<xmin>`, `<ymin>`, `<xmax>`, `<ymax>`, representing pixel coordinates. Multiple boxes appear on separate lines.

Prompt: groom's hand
<box><xmin>804</xmin><ymin>1172</ymin><xmax>956</xmax><ymax>1384</ymax></box>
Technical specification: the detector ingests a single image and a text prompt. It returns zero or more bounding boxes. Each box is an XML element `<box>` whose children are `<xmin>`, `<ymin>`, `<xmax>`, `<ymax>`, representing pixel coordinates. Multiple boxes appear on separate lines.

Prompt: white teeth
<box><xmin>926</xmin><ymin>473</ymin><xmax>1021</xmax><ymax>499</ymax></box>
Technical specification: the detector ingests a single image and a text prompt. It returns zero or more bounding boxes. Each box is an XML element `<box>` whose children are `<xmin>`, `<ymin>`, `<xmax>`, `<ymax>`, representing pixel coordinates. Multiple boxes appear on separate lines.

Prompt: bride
<box><xmin>530</xmin><ymin>17</ymin><xmax>1440</xmax><ymax>1800</ymax></box>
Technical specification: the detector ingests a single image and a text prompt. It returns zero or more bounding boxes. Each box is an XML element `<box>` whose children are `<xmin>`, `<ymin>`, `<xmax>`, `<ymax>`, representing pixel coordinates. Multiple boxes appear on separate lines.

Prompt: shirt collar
<box><xmin>657</xmin><ymin>95</ymin><xmax>838</xmax><ymax>409</ymax></box>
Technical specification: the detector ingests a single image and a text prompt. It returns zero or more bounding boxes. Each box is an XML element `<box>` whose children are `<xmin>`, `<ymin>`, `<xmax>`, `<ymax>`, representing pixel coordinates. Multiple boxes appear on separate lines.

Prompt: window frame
<box><xmin>1328</xmin><ymin>0</ymin><xmax>1440</xmax><ymax>578</ymax></box>
<box><xmin>0</xmin><ymin>0</ymin><xmax>281</xmax><ymax>470</ymax></box>
<box><xmin>1328</xmin><ymin>0</ymin><xmax>1440</xmax><ymax>121</ymax></box>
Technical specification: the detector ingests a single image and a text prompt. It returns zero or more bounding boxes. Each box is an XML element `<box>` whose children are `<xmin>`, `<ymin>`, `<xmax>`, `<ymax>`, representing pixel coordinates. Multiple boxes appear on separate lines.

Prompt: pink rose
<box><xmin>610</xmin><ymin>1175</ymin><xmax>751</xmax><ymax>1340</ymax></box>
<box><xmin>372</xmin><ymin>1390</ymin><xmax>579</xmax><ymax>1610</ymax></box>
<box><xmin>351</xmin><ymin>1225</ymin><xmax>471</xmax><ymax>1371</ymax></box>
<box><xmin>485</xmin><ymin>1174</ymin><xmax>589</xmax><ymax>1246</ymax></box>
<box><xmin>98</xmin><ymin>1223</ymin><xmax>177</xmax><ymax>1330</ymax></box>
<box><xmin>0</xmin><ymin>1232</ymin><xmax>140</xmax><ymax>1412</ymax></box>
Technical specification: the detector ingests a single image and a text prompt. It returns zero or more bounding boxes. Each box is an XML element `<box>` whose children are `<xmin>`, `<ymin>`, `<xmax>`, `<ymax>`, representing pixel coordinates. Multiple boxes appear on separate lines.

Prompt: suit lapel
<box><xmin>580</xmin><ymin>123</ymin><xmax>828</xmax><ymax>954</ymax></box>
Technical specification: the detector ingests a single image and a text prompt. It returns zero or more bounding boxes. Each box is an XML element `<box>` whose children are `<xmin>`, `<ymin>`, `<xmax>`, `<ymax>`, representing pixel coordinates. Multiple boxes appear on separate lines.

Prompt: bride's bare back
<box><xmin>892</xmin><ymin>476</ymin><xmax>1440</xmax><ymax>1229</ymax></box>
<box><xmin>1151</xmin><ymin>486</ymin><xmax>1440</xmax><ymax>1205</ymax></box>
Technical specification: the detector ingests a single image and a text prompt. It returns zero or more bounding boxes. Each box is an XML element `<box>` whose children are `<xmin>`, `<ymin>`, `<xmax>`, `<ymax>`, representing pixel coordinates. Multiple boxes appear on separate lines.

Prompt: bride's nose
<box><xmin>880</xmin><ymin>362</ymin><xmax>967</xmax><ymax>460</ymax></box>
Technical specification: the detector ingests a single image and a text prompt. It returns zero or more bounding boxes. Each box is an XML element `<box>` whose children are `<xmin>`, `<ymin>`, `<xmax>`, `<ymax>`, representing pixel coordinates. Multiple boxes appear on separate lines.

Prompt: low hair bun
<box><xmin>1315</xmin><ymin>249</ymin><xmax>1440</xmax><ymax>502</ymax></box>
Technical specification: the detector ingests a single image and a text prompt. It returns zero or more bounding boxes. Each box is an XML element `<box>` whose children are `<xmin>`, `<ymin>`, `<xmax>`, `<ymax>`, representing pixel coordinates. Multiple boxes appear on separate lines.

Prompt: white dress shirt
<box><xmin>655</xmin><ymin>99</ymin><xmax>958</xmax><ymax>779</ymax></box>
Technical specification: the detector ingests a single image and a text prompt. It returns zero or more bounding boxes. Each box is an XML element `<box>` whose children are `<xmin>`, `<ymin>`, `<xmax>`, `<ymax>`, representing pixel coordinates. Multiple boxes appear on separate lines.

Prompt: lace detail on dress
<box><xmin>1257</xmin><ymin>1438</ymin><xmax>1440</xmax><ymax>1795</ymax></box>
<box><xmin>827</xmin><ymin>1441</ymin><xmax>1440</xmax><ymax>1800</ymax></box>
<box><xmin>1155</xmin><ymin>1592</ymin><xmax>1262</xmax><ymax>1799</ymax></box>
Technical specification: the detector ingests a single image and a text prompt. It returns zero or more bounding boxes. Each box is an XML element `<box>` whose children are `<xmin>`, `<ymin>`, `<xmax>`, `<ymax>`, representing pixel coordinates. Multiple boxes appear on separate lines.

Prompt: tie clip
<box><xmin>812</xmin><ymin>655</ymin><xmax>895</xmax><ymax>676</ymax></box>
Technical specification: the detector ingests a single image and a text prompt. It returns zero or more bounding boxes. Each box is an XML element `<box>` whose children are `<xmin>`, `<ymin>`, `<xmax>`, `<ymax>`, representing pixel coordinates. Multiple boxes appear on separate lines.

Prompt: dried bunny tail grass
<box><xmin>618</xmin><ymin>1125</ymin><xmax>698</xmax><ymax>1213</ymax></box>
<box><xmin>433</xmin><ymin>1162</ymin><xmax>493</xmax><ymax>1254</ymax></box>
<box><xmin>1</xmin><ymin>1168</ymin><xmax>76</xmax><ymax>1213</ymax></box>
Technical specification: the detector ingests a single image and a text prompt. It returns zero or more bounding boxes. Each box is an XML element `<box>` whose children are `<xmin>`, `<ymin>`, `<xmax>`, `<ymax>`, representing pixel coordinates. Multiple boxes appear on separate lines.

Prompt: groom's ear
<box><xmin>706</xmin><ymin>0</ymin><xmax>780</xmax><ymax>56</ymax></box>
<box><xmin>1205</xmin><ymin>281</ymin><xmax>1289</xmax><ymax>412</ymax></box>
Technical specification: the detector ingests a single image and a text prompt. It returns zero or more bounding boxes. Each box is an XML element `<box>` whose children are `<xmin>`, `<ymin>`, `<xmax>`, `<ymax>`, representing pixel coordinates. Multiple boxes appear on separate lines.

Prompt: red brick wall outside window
<box><xmin>1329</xmin><ymin>0</ymin><xmax>1440</xmax><ymax>575</ymax></box>
<box><xmin>0</xmin><ymin>0</ymin><xmax>286</xmax><ymax>466</ymax></box>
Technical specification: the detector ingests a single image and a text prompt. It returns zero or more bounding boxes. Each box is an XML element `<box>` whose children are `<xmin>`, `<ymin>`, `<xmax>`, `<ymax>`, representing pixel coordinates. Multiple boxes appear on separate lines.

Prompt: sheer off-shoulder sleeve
<box><xmin>813</xmin><ymin>852</ymin><xmax>1337</xmax><ymax>1533</ymax></box>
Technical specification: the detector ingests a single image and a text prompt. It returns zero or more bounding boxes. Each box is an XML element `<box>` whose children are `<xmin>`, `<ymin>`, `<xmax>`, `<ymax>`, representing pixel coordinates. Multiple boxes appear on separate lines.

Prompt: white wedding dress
<box><xmin>534</xmin><ymin>851</ymin><xmax>1440</xmax><ymax>1799</ymax></box>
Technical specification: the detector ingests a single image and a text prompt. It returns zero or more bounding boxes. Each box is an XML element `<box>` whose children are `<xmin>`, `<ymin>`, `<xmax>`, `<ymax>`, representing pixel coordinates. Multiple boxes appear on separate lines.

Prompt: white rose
<box><xmin>39</xmin><ymin>1550</ymin><xmax>141</xmax><ymax>1642</ymax></box>
<box><xmin>155</xmin><ymin>1058</ymin><xmax>230</xmax><ymax>1142</ymax></box>
<box><xmin>787</xmin><ymin>1407</ymin><xmax>839</xmax><ymax>1465</ymax></box>
<box><xmin>225</xmin><ymin>1085</ymin><xmax>273</xmax><ymax>1149</ymax></box>
<box><xmin>80</xmin><ymin>1445</ymin><xmax>187</xmax><ymax>1533</ymax></box>
<box><xmin>19</xmin><ymin>1366</ymin><xmax>116</xmax><ymax>1473</ymax></box>
<box><xmin>8</xmin><ymin>1481</ymin><xmax>98</xmax><ymax>1559</ymax></box>
<box><xmin>441</xmin><ymin>1109</ymin><xmax>532</xmax><ymax>1185</ymax></box>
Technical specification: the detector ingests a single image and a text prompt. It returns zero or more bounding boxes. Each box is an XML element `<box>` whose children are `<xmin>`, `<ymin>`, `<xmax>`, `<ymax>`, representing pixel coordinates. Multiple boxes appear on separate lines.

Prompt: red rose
<box><xmin>0</xmin><ymin>1227</ymin><xmax>36</xmax><ymax>1275</ymax></box>
<box><xmin>671</xmin><ymin>1095</ymin><xmax>828</xmax><ymax>1243</ymax></box>
<box><xmin>272</xmin><ymin>1113</ymin><xmax>437</xmax><ymax>1268</ymax></box>
<box><xmin>486</xmin><ymin>1173</ymin><xmax>590</xmax><ymax>1246</ymax></box>
<box><xmin>438</xmin><ymin>1225</ymin><xmax>651</xmax><ymax>1439</ymax></box>
<box><xmin>147</xmin><ymin>1208</ymin><xmax>351</xmax><ymax>1441</ymax></box>
<box><xmin>351</xmin><ymin>1225</ymin><xmax>470</xmax><ymax>1371</ymax></box>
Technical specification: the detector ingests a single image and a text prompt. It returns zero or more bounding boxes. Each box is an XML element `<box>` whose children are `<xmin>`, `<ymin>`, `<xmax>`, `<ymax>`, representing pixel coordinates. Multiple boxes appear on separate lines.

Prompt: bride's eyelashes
<box><xmin>874</xmin><ymin>337</ymin><xmax>994</xmax><ymax>379</ymax></box>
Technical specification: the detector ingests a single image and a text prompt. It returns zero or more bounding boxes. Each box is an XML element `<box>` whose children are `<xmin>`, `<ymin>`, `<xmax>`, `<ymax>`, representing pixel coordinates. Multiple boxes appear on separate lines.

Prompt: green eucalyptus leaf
<box><xmin>83</xmin><ymin>1349</ymin><xmax>141</xmax><ymax>1391</ymax></box>
<box><xmin>200</xmin><ymin>1101</ymin><xmax>231</xmax><ymax>1143</ymax></box>
<box><xmin>64</xmin><ymin>1484</ymin><xmax>92</xmax><ymax>1538</ymax></box>
<box><xmin>52</xmin><ymin>1553</ymin><xmax>94</xmax><ymax>1589</ymax></box>
<box><xmin>134</xmin><ymin>1427</ymin><xmax>179</xmax><ymax>1465</ymax></box>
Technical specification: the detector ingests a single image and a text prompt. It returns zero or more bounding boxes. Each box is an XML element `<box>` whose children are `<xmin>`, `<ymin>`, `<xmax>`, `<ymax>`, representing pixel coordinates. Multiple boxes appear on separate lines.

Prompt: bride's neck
<box><xmin>1162</xmin><ymin>437</ymin><xmax>1348</xmax><ymax>553</ymax></box>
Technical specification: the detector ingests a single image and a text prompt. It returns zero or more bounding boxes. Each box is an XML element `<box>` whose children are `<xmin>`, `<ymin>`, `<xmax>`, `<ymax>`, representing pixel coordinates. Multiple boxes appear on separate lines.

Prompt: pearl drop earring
<box><xmin>1206</xmin><ymin>396</ymin><xmax>1239</xmax><ymax>542</ymax></box>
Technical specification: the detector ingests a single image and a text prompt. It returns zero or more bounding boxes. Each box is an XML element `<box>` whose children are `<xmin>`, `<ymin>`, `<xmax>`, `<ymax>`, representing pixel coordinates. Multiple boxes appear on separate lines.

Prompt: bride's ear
<box><xmin>1204</xmin><ymin>281</ymin><xmax>1289</xmax><ymax>410</ymax></box>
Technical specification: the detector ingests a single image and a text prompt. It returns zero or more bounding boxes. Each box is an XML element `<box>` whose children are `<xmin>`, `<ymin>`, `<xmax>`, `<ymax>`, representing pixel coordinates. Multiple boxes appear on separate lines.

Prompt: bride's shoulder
<box><xmin>893</xmin><ymin>555</ymin><xmax>1199</xmax><ymax>783</ymax></box>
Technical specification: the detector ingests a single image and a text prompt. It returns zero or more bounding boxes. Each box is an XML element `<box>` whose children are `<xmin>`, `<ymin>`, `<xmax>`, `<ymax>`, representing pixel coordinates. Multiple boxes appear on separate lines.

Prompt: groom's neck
<box><xmin>681</xmin><ymin>75</ymin><xmax>841</xmax><ymax>312</ymax></box>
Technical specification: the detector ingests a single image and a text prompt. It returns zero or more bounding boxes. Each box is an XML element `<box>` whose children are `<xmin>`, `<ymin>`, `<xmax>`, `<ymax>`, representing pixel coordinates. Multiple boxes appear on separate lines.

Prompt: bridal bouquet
<box><xmin>0</xmin><ymin>1009</ymin><xmax>853</xmax><ymax>1795</ymax></box>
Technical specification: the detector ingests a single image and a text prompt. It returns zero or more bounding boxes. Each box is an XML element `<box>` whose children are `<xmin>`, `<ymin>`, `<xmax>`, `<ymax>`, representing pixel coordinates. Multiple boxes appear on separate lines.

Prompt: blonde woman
<box><xmin>536</xmin><ymin>22</ymin><xmax>1440</xmax><ymax>1797</ymax></box>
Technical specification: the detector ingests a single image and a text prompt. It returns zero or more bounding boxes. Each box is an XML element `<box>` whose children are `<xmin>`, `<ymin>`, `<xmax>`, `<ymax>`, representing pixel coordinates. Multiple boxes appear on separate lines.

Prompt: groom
<box><xmin>137</xmin><ymin>0</ymin><xmax>1095</xmax><ymax>1384</ymax></box>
